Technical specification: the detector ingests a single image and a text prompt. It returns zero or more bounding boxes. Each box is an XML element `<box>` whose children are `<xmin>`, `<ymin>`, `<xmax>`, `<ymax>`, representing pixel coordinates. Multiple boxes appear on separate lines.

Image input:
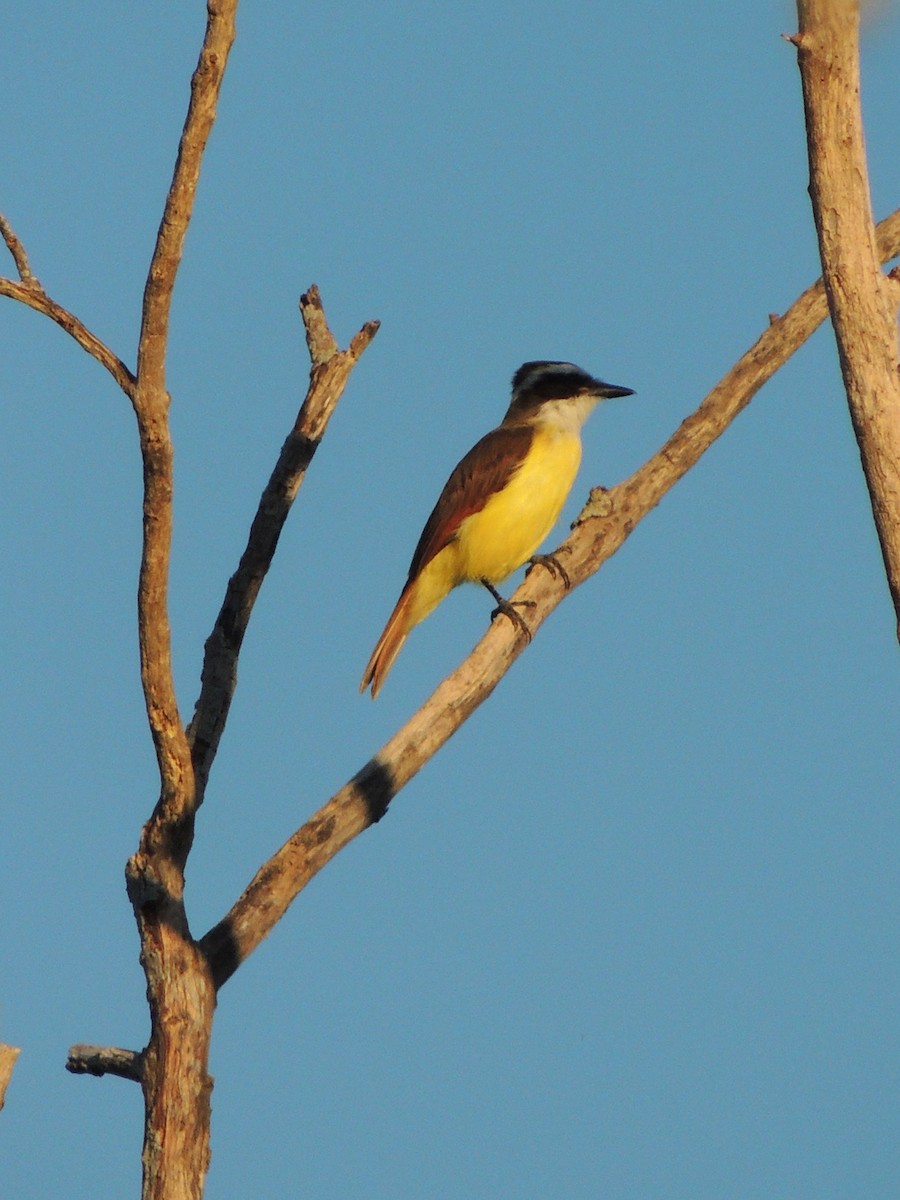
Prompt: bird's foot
<box><xmin>481</xmin><ymin>580</ymin><xmax>533</xmax><ymax>641</ymax></box>
<box><xmin>526</xmin><ymin>552</ymin><xmax>571</xmax><ymax>589</ymax></box>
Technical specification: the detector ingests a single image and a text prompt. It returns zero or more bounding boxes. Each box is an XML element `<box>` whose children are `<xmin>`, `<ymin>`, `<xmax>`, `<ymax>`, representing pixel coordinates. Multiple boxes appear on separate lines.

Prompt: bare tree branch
<box><xmin>200</xmin><ymin>204</ymin><xmax>900</xmax><ymax>988</ymax></box>
<box><xmin>66</xmin><ymin>1045</ymin><xmax>143</xmax><ymax>1083</ymax></box>
<box><xmin>0</xmin><ymin>1044</ymin><xmax>20</xmax><ymax>1113</ymax></box>
<box><xmin>131</xmin><ymin>1</ymin><xmax>237</xmax><ymax>821</ymax></box>
<box><xmin>0</xmin><ymin>213</ymin><xmax>35</xmax><ymax>282</ymax></box>
<box><xmin>3</xmin><ymin>20</ymin><xmax>381</xmax><ymax>1197</ymax></box>
<box><xmin>793</xmin><ymin>0</ymin><xmax>900</xmax><ymax>638</ymax></box>
<box><xmin>187</xmin><ymin>285</ymin><xmax>380</xmax><ymax>802</ymax></box>
<box><xmin>137</xmin><ymin>5</ymin><xmax>235</xmax><ymax>395</ymax></box>
<box><xmin>122</xmin><ymin>6</ymin><xmax>238</xmax><ymax>1199</ymax></box>
<box><xmin>0</xmin><ymin>215</ymin><xmax>136</xmax><ymax>396</ymax></box>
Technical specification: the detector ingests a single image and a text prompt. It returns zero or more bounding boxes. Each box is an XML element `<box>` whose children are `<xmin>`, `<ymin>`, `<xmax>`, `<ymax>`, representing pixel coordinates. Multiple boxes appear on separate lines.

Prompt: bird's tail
<box><xmin>360</xmin><ymin>584</ymin><xmax>415</xmax><ymax>699</ymax></box>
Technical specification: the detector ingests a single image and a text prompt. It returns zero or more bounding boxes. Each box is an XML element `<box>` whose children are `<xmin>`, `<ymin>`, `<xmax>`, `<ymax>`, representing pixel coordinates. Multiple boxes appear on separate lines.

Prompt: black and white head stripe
<box><xmin>511</xmin><ymin>361</ymin><xmax>634</xmax><ymax>404</ymax></box>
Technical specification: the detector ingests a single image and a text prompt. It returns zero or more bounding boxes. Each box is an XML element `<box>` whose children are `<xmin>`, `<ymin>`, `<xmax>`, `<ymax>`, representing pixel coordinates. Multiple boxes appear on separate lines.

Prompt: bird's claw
<box><xmin>526</xmin><ymin>552</ymin><xmax>571</xmax><ymax>589</ymax></box>
<box><xmin>482</xmin><ymin>579</ymin><xmax>534</xmax><ymax>641</ymax></box>
<box><xmin>490</xmin><ymin>597</ymin><xmax>534</xmax><ymax>641</ymax></box>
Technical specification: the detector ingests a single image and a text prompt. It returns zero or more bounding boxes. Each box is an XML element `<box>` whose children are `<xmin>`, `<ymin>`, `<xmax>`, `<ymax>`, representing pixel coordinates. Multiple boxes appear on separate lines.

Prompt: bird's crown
<box><xmin>510</xmin><ymin>361</ymin><xmax>634</xmax><ymax>405</ymax></box>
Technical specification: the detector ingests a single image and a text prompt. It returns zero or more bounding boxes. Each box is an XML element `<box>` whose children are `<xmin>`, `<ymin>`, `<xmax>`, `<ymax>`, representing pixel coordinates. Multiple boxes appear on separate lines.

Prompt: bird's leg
<box><xmin>526</xmin><ymin>552</ymin><xmax>571</xmax><ymax>589</ymax></box>
<box><xmin>481</xmin><ymin>580</ymin><xmax>533</xmax><ymax>641</ymax></box>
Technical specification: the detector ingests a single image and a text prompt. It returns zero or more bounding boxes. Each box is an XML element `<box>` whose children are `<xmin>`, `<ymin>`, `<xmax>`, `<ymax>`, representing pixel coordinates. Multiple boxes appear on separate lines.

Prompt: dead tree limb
<box><xmin>200</xmin><ymin>204</ymin><xmax>900</xmax><ymax>989</ymax></box>
<box><xmin>0</xmin><ymin>216</ymin><xmax>136</xmax><ymax>395</ymax></box>
<box><xmin>187</xmin><ymin>286</ymin><xmax>380</xmax><ymax>802</ymax></box>
<box><xmin>66</xmin><ymin>1045</ymin><xmax>144</xmax><ymax>1083</ymax></box>
<box><xmin>793</xmin><ymin>0</ymin><xmax>900</xmax><ymax>638</ymax></box>
<box><xmin>122</xmin><ymin>5</ymin><xmax>238</xmax><ymax>1199</ymax></box>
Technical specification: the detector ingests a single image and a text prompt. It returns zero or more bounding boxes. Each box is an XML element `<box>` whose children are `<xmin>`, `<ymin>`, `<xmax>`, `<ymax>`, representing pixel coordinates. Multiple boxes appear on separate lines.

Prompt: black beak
<box><xmin>594</xmin><ymin>380</ymin><xmax>635</xmax><ymax>400</ymax></box>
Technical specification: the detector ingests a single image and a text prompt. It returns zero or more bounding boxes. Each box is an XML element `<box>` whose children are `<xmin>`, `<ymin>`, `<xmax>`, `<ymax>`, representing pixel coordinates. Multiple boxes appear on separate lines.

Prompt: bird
<box><xmin>360</xmin><ymin>360</ymin><xmax>634</xmax><ymax>698</ymax></box>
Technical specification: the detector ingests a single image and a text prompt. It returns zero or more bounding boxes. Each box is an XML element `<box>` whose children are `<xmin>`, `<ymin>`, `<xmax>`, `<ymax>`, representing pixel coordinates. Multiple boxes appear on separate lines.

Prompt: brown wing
<box><xmin>406</xmin><ymin>423</ymin><xmax>535</xmax><ymax>581</ymax></box>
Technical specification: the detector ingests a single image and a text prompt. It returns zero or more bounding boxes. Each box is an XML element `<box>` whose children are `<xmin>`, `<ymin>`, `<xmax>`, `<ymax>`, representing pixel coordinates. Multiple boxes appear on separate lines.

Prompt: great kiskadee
<box><xmin>360</xmin><ymin>360</ymin><xmax>634</xmax><ymax>697</ymax></box>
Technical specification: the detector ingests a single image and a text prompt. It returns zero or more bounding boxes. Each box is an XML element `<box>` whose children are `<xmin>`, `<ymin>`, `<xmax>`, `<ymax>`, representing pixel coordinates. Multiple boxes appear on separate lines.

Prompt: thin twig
<box><xmin>0</xmin><ymin>214</ymin><xmax>135</xmax><ymax>396</ymax></box>
<box><xmin>187</xmin><ymin>285</ymin><xmax>379</xmax><ymax>801</ymax></box>
<box><xmin>200</xmin><ymin>203</ymin><xmax>900</xmax><ymax>989</ymax></box>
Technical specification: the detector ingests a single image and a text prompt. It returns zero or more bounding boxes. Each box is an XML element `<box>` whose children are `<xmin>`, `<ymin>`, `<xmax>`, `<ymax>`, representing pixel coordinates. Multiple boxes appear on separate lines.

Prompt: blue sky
<box><xmin>3</xmin><ymin>4</ymin><xmax>900</xmax><ymax>1198</ymax></box>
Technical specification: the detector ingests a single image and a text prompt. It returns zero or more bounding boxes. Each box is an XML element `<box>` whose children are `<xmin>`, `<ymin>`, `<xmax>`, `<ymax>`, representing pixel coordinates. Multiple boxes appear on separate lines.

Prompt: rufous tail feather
<box><xmin>360</xmin><ymin>585</ymin><xmax>415</xmax><ymax>698</ymax></box>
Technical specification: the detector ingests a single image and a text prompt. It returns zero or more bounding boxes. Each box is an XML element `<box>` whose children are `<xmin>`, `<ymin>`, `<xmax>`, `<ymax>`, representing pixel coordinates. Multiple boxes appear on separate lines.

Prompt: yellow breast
<box><xmin>402</xmin><ymin>425</ymin><xmax>583</xmax><ymax>629</ymax></box>
<box><xmin>454</xmin><ymin>425</ymin><xmax>582</xmax><ymax>583</ymax></box>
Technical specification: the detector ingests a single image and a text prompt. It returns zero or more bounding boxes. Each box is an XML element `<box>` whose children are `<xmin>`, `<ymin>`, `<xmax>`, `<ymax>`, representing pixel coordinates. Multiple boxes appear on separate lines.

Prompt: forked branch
<box><xmin>122</xmin><ymin>7</ymin><xmax>239</xmax><ymax>1200</ymax></box>
<box><xmin>187</xmin><ymin>286</ymin><xmax>379</xmax><ymax>802</ymax></box>
<box><xmin>0</xmin><ymin>215</ymin><xmax>136</xmax><ymax>396</ymax></box>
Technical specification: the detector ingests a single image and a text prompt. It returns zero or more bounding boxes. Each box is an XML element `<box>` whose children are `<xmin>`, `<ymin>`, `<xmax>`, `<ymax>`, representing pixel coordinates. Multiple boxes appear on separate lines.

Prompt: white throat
<box><xmin>534</xmin><ymin>394</ymin><xmax>600</xmax><ymax>435</ymax></box>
